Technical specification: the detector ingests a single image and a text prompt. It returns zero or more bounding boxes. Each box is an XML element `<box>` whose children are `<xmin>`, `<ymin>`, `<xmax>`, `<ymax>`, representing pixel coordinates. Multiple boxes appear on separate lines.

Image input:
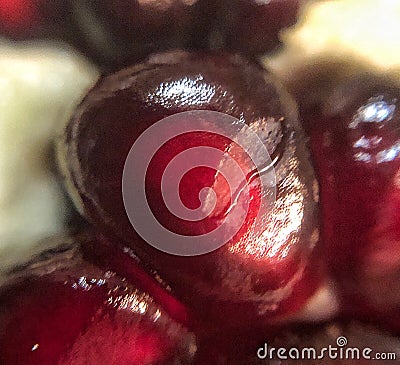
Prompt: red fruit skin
<box><xmin>80</xmin><ymin>232</ymin><xmax>192</xmax><ymax>327</ymax></box>
<box><xmin>60</xmin><ymin>51</ymin><xmax>321</xmax><ymax>327</ymax></box>
<box><xmin>301</xmin><ymin>76</ymin><xmax>400</xmax><ymax>329</ymax></box>
<box><xmin>0</xmin><ymin>237</ymin><xmax>196</xmax><ymax>365</ymax></box>
<box><xmin>0</xmin><ymin>279</ymin><xmax>105</xmax><ymax>365</ymax></box>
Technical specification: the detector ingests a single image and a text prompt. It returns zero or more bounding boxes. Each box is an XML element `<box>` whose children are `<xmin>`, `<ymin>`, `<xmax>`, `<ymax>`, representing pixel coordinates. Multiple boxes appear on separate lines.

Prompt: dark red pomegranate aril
<box><xmin>0</xmin><ymin>279</ymin><xmax>105</xmax><ymax>365</ymax></box>
<box><xmin>0</xmin><ymin>237</ymin><xmax>196</xmax><ymax>365</ymax></box>
<box><xmin>61</xmin><ymin>0</ymin><xmax>197</xmax><ymax>72</ymax></box>
<box><xmin>99</xmin><ymin>0</ymin><xmax>194</xmax><ymax>58</ymax></box>
<box><xmin>81</xmin><ymin>233</ymin><xmax>327</xmax><ymax>364</ymax></box>
<box><xmin>59</xmin><ymin>50</ymin><xmax>321</xmax><ymax>327</ymax></box>
<box><xmin>0</xmin><ymin>1</ymin><xmax>304</xmax><ymax>71</ymax></box>
<box><xmin>223</xmin><ymin>0</ymin><xmax>302</xmax><ymax>55</ymax></box>
<box><xmin>80</xmin><ymin>232</ymin><xmax>192</xmax><ymax>327</ymax></box>
<box><xmin>105</xmin><ymin>0</ymin><xmax>303</xmax><ymax>68</ymax></box>
<box><xmin>300</xmin><ymin>75</ymin><xmax>400</xmax><ymax>326</ymax></box>
<box><xmin>144</xmin><ymin>130</ymin><xmax>262</xmax><ymax>237</ymax></box>
<box><xmin>191</xmin><ymin>0</ymin><xmax>302</xmax><ymax>55</ymax></box>
<box><xmin>83</xmin><ymin>230</ymin><xmax>327</xmax><ymax>325</ymax></box>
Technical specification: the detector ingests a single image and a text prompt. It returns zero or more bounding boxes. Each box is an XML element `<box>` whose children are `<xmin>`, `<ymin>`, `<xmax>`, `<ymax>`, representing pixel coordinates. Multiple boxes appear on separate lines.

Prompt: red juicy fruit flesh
<box><xmin>0</xmin><ymin>279</ymin><xmax>104</xmax><ymax>365</ymax></box>
<box><xmin>81</xmin><ymin>233</ymin><xmax>317</xmax><ymax>355</ymax></box>
<box><xmin>61</xmin><ymin>51</ymin><xmax>321</xmax><ymax>327</ymax></box>
<box><xmin>300</xmin><ymin>75</ymin><xmax>400</xmax><ymax>330</ymax></box>
<box><xmin>80</xmin><ymin>232</ymin><xmax>192</xmax><ymax>327</ymax></box>
<box><xmin>85</xmin><ymin>234</ymin><xmax>324</xmax><ymax>334</ymax></box>
<box><xmin>144</xmin><ymin>130</ymin><xmax>262</xmax><ymax>237</ymax></box>
<box><xmin>0</xmin><ymin>239</ymin><xmax>196</xmax><ymax>365</ymax></box>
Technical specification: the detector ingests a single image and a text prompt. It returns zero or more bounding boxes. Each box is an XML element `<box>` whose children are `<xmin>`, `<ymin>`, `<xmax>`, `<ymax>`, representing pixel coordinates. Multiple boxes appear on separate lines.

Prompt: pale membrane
<box><xmin>266</xmin><ymin>0</ymin><xmax>400</xmax><ymax>86</ymax></box>
<box><xmin>0</xmin><ymin>40</ymin><xmax>98</xmax><ymax>275</ymax></box>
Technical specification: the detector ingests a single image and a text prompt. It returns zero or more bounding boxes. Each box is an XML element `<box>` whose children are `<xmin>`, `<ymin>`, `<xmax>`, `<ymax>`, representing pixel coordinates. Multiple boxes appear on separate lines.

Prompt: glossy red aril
<box><xmin>301</xmin><ymin>75</ymin><xmax>400</xmax><ymax>328</ymax></box>
<box><xmin>60</xmin><ymin>51</ymin><xmax>321</xmax><ymax>327</ymax></box>
<box><xmin>0</xmin><ymin>237</ymin><xmax>196</xmax><ymax>365</ymax></box>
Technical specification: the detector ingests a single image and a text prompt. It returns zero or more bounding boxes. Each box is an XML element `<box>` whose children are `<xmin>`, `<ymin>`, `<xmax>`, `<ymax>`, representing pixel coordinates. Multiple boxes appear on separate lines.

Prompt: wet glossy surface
<box><xmin>0</xmin><ymin>238</ymin><xmax>196</xmax><ymax>365</ymax></box>
<box><xmin>301</xmin><ymin>75</ymin><xmax>400</xmax><ymax>331</ymax></box>
<box><xmin>60</xmin><ymin>51</ymin><xmax>321</xmax><ymax>327</ymax></box>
